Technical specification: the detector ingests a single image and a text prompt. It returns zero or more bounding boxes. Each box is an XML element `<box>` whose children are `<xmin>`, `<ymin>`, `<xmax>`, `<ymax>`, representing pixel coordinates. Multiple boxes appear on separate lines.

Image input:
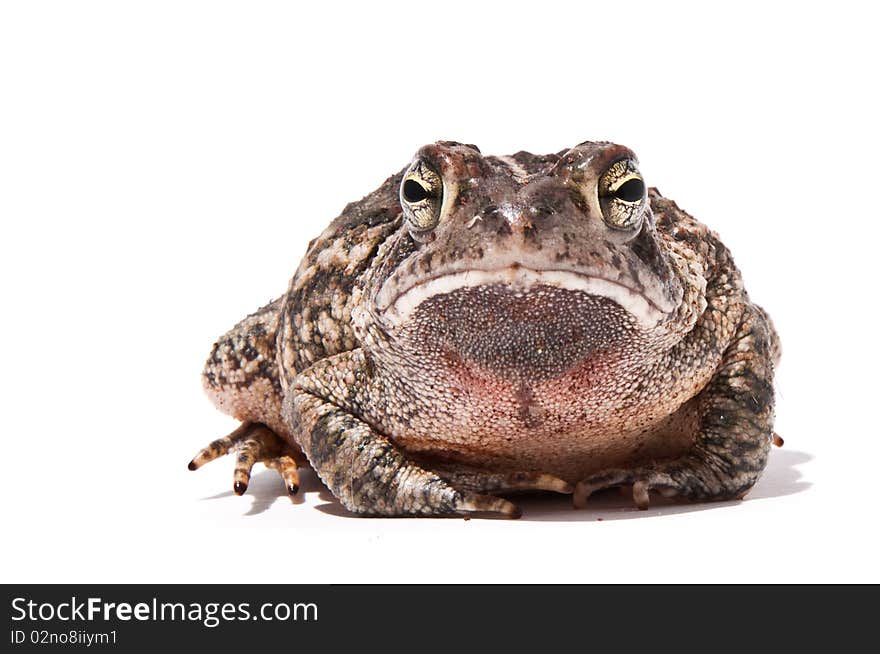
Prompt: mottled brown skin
<box><xmin>190</xmin><ymin>140</ymin><xmax>781</xmax><ymax>518</ymax></box>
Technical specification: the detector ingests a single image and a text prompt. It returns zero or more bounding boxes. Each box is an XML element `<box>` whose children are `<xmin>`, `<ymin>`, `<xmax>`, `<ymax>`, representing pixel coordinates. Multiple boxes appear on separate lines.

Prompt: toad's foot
<box><xmin>572</xmin><ymin>435</ymin><xmax>782</xmax><ymax>510</ymax></box>
<box><xmin>188</xmin><ymin>422</ymin><xmax>307</xmax><ymax>497</ymax></box>
<box><xmin>573</xmin><ymin>468</ymin><xmax>683</xmax><ymax>510</ymax></box>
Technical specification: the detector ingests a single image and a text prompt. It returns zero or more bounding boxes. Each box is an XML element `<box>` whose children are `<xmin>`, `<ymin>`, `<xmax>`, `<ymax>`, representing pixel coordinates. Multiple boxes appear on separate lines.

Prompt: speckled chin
<box><xmin>393</xmin><ymin>284</ymin><xmax>647</xmax><ymax>381</ymax></box>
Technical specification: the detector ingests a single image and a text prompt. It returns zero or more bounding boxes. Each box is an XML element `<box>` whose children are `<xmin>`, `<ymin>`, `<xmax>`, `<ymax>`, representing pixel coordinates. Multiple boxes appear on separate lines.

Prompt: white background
<box><xmin>2</xmin><ymin>1</ymin><xmax>878</xmax><ymax>583</ymax></box>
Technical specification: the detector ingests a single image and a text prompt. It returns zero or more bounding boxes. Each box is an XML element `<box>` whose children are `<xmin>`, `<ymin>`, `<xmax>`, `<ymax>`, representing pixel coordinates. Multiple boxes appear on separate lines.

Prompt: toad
<box><xmin>190</xmin><ymin>140</ymin><xmax>781</xmax><ymax>518</ymax></box>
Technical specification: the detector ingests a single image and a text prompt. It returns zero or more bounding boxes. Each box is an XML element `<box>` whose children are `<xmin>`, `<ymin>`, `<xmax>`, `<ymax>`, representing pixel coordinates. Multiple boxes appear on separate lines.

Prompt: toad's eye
<box><xmin>598</xmin><ymin>159</ymin><xmax>647</xmax><ymax>230</ymax></box>
<box><xmin>400</xmin><ymin>161</ymin><xmax>444</xmax><ymax>230</ymax></box>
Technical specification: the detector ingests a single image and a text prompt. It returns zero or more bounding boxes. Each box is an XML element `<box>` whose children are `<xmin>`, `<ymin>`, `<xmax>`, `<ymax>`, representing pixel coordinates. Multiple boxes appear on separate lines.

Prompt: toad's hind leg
<box><xmin>574</xmin><ymin>305</ymin><xmax>778</xmax><ymax>510</ymax></box>
<box><xmin>202</xmin><ymin>297</ymin><xmax>293</xmax><ymax>442</ymax></box>
<box><xmin>188</xmin><ymin>422</ymin><xmax>307</xmax><ymax>496</ymax></box>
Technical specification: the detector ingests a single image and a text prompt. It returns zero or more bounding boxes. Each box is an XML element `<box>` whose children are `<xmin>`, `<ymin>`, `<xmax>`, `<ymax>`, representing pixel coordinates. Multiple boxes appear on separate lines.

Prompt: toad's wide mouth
<box><xmin>376</xmin><ymin>267</ymin><xmax>675</xmax><ymax>329</ymax></box>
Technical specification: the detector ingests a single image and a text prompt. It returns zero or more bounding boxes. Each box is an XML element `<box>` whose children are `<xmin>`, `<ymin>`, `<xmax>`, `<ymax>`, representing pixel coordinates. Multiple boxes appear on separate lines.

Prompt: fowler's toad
<box><xmin>190</xmin><ymin>140</ymin><xmax>781</xmax><ymax>518</ymax></box>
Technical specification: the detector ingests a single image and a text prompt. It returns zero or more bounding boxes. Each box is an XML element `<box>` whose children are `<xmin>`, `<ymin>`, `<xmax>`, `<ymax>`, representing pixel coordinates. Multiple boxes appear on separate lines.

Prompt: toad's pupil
<box><xmin>614</xmin><ymin>178</ymin><xmax>645</xmax><ymax>203</ymax></box>
<box><xmin>403</xmin><ymin>179</ymin><xmax>431</xmax><ymax>203</ymax></box>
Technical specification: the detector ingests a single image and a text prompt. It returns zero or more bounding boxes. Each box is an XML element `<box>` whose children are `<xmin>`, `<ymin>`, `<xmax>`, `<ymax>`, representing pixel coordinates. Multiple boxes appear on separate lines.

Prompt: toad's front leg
<box><xmin>285</xmin><ymin>349</ymin><xmax>524</xmax><ymax>518</ymax></box>
<box><xmin>575</xmin><ymin>305</ymin><xmax>780</xmax><ymax>510</ymax></box>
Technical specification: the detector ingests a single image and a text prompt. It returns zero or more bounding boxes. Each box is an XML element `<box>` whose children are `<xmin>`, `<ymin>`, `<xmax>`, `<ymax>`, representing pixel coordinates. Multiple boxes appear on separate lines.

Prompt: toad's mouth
<box><xmin>377</xmin><ymin>267</ymin><xmax>675</xmax><ymax>329</ymax></box>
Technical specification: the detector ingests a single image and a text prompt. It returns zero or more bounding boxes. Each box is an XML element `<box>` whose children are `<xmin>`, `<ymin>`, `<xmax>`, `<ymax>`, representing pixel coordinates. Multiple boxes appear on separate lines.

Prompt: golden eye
<box><xmin>400</xmin><ymin>162</ymin><xmax>443</xmax><ymax>230</ymax></box>
<box><xmin>598</xmin><ymin>159</ymin><xmax>647</xmax><ymax>229</ymax></box>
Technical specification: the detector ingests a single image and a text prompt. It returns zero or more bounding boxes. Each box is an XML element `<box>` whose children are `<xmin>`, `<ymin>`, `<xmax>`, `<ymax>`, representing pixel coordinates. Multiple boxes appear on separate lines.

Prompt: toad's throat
<box><xmin>379</xmin><ymin>267</ymin><xmax>672</xmax><ymax>328</ymax></box>
<box><xmin>390</xmin><ymin>284</ymin><xmax>646</xmax><ymax>381</ymax></box>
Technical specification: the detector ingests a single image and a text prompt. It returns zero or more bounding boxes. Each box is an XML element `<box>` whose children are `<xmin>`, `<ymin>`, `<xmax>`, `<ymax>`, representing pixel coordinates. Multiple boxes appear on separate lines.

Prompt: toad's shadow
<box><xmin>200</xmin><ymin>467</ymin><xmax>335</xmax><ymax>517</ymax></box>
<box><xmin>205</xmin><ymin>448</ymin><xmax>811</xmax><ymax>521</ymax></box>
